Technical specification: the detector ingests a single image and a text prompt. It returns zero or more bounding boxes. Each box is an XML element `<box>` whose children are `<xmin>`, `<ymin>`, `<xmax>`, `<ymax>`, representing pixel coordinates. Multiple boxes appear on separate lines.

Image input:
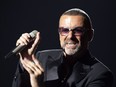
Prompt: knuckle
<box><xmin>21</xmin><ymin>33</ymin><xmax>28</xmax><ymax>37</ymax></box>
<box><xmin>21</xmin><ymin>33</ymin><xmax>25</xmax><ymax>36</ymax></box>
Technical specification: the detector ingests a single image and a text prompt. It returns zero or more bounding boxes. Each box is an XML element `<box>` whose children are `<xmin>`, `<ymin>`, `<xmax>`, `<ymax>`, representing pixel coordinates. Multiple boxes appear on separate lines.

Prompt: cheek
<box><xmin>59</xmin><ymin>36</ymin><xmax>64</xmax><ymax>43</ymax></box>
<box><xmin>59</xmin><ymin>35</ymin><xmax>66</xmax><ymax>46</ymax></box>
<box><xmin>75</xmin><ymin>36</ymin><xmax>83</xmax><ymax>47</ymax></box>
<box><xmin>75</xmin><ymin>36</ymin><xmax>81</xmax><ymax>43</ymax></box>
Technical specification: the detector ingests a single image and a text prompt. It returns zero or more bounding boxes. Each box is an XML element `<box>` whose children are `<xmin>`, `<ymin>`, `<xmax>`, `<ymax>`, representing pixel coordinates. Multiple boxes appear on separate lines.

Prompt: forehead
<box><xmin>59</xmin><ymin>15</ymin><xmax>85</xmax><ymax>28</ymax></box>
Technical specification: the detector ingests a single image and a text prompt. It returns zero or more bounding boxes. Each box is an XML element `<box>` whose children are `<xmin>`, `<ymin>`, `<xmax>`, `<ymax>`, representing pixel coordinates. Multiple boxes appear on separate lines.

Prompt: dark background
<box><xmin>0</xmin><ymin>0</ymin><xmax>115</xmax><ymax>87</ymax></box>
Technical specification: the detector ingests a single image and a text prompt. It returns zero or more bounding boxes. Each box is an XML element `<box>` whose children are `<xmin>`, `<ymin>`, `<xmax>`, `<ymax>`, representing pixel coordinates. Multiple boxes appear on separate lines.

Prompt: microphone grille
<box><xmin>30</xmin><ymin>30</ymin><xmax>38</xmax><ymax>38</ymax></box>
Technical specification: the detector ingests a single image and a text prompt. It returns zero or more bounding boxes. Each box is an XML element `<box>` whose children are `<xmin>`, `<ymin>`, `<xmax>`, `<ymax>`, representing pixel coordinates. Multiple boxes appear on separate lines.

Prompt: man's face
<box><xmin>59</xmin><ymin>15</ymin><xmax>88</xmax><ymax>56</ymax></box>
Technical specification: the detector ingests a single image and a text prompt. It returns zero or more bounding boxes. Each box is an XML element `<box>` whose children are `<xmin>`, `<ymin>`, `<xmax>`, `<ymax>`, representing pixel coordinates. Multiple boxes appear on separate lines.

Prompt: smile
<box><xmin>66</xmin><ymin>42</ymin><xmax>77</xmax><ymax>49</ymax></box>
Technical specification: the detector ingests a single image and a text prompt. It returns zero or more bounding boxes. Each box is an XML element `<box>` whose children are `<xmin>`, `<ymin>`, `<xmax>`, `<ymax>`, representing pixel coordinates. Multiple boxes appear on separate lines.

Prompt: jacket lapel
<box><xmin>70</xmin><ymin>62</ymin><xmax>91</xmax><ymax>83</ymax></box>
<box><xmin>43</xmin><ymin>49</ymin><xmax>95</xmax><ymax>84</ymax></box>
<box><xmin>67</xmin><ymin>50</ymin><xmax>95</xmax><ymax>84</ymax></box>
<box><xmin>44</xmin><ymin>52</ymin><xmax>63</xmax><ymax>81</ymax></box>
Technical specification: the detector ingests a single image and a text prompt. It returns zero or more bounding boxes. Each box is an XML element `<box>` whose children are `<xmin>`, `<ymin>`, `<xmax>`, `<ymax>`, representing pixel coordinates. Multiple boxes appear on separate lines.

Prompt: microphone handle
<box><xmin>5</xmin><ymin>44</ymin><xmax>27</xmax><ymax>59</ymax></box>
<box><xmin>5</xmin><ymin>30</ymin><xmax>38</xmax><ymax>59</ymax></box>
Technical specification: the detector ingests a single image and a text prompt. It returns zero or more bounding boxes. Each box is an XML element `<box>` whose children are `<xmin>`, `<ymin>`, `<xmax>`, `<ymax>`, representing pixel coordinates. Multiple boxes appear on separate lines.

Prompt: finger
<box><xmin>34</xmin><ymin>32</ymin><xmax>40</xmax><ymax>45</ymax></box>
<box><xmin>16</xmin><ymin>39</ymin><xmax>25</xmax><ymax>46</ymax></box>
<box><xmin>20</xmin><ymin>57</ymin><xmax>35</xmax><ymax>71</ymax></box>
<box><xmin>22</xmin><ymin>62</ymin><xmax>34</xmax><ymax>74</ymax></box>
<box><xmin>20</xmin><ymin>33</ymin><xmax>31</xmax><ymax>45</ymax></box>
<box><xmin>23</xmin><ymin>58</ymin><xmax>43</xmax><ymax>73</ymax></box>
<box><xmin>31</xmin><ymin>32</ymin><xmax>40</xmax><ymax>52</ymax></box>
<box><xmin>21</xmin><ymin>58</ymin><xmax>43</xmax><ymax>75</ymax></box>
<box><xmin>21</xmin><ymin>33</ymin><xmax>31</xmax><ymax>42</ymax></box>
<box><xmin>23</xmin><ymin>63</ymin><xmax>42</xmax><ymax>76</ymax></box>
<box><xmin>32</xmin><ymin>58</ymin><xmax>44</xmax><ymax>72</ymax></box>
<box><xmin>23</xmin><ymin>58</ymin><xmax>37</xmax><ymax>71</ymax></box>
<box><xmin>16</xmin><ymin>33</ymin><xmax>30</xmax><ymax>46</ymax></box>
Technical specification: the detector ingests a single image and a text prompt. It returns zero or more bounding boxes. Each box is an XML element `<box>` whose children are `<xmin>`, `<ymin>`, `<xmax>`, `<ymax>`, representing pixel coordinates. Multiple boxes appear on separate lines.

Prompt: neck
<box><xmin>63</xmin><ymin>48</ymin><xmax>88</xmax><ymax>65</ymax></box>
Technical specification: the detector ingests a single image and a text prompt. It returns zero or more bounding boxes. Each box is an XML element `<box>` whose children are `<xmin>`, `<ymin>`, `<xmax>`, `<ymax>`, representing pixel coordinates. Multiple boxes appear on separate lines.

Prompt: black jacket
<box><xmin>12</xmin><ymin>49</ymin><xmax>113</xmax><ymax>87</ymax></box>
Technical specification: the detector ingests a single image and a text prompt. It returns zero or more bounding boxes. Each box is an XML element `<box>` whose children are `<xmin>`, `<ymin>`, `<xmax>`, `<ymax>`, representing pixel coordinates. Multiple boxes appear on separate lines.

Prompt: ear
<box><xmin>88</xmin><ymin>29</ymin><xmax>94</xmax><ymax>42</ymax></box>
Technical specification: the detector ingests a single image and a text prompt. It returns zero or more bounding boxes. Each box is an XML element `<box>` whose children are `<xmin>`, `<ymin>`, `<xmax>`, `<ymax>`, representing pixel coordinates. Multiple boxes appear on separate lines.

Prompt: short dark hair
<box><xmin>62</xmin><ymin>8</ymin><xmax>93</xmax><ymax>30</ymax></box>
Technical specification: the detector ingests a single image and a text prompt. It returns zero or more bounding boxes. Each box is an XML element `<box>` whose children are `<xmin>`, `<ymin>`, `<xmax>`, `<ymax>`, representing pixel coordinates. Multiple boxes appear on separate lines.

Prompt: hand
<box><xmin>16</xmin><ymin>32</ymin><xmax>40</xmax><ymax>56</ymax></box>
<box><xmin>16</xmin><ymin>31</ymin><xmax>40</xmax><ymax>62</ymax></box>
<box><xmin>20</xmin><ymin>55</ymin><xmax>44</xmax><ymax>87</ymax></box>
<box><xmin>16</xmin><ymin>31</ymin><xmax>43</xmax><ymax>87</ymax></box>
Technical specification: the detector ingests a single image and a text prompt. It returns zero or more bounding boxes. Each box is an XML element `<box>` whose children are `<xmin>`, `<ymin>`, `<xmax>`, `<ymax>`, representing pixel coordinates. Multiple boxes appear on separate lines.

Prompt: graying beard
<box><xmin>62</xmin><ymin>42</ymin><xmax>79</xmax><ymax>55</ymax></box>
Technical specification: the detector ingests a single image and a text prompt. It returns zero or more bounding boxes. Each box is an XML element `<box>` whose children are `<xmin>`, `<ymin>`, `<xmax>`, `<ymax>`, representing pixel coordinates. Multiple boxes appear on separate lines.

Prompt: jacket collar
<box><xmin>44</xmin><ymin>50</ymin><xmax>96</xmax><ymax>82</ymax></box>
<box><xmin>44</xmin><ymin>51</ymin><xmax>63</xmax><ymax>81</ymax></box>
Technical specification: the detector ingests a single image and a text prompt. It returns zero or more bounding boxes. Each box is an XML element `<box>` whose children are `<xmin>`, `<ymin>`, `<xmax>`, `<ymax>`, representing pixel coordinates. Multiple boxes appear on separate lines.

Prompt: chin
<box><xmin>65</xmin><ymin>47</ymin><xmax>79</xmax><ymax>56</ymax></box>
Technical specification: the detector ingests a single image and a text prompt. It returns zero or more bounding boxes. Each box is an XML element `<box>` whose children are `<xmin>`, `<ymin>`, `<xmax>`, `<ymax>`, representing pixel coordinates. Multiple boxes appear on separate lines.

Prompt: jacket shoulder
<box><xmin>36</xmin><ymin>49</ymin><xmax>63</xmax><ymax>57</ymax></box>
<box><xmin>36</xmin><ymin>49</ymin><xmax>63</xmax><ymax>67</ymax></box>
<box><xmin>37</xmin><ymin>49</ymin><xmax>62</xmax><ymax>53</ymax></box>
<box><xmin>87</xmin><ymin>58</ymin><xmax>113</xmax><ymax>83</ymax></box>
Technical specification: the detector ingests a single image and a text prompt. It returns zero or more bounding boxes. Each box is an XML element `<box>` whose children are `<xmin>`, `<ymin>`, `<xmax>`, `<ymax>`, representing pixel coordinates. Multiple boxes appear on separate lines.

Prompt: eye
<box><xmin>62</xmin><ymin>28</ymin><xmax>69</xmax><ymax>33</ymax></box>
<box><xmin>73</xmin><ymin>28</ymin><xmax>83</xmax><ymax>33</ymax></box>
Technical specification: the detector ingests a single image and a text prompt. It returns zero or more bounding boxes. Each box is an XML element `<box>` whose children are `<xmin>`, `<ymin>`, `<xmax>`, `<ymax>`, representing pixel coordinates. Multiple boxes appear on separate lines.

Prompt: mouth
<box><xmin>65</xmin><ymin>42</ymin><xmax>77</xmax><ymax>49</ymax></box>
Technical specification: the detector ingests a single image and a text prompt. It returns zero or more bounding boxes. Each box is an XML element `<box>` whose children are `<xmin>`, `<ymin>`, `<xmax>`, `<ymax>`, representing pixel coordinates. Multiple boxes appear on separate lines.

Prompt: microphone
<box><xmin>5</xmin><ymin>30</ymin><xmax>38</xmax><ymax>59</ymax></box>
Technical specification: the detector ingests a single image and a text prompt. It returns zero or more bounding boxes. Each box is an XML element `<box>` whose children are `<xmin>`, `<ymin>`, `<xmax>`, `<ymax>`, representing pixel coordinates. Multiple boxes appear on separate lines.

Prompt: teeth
<box><xmin>66</xmin><ymin>43</ymin><xmax>77</xmax><ymax>49</ymax></box>
<box><xmin>67</xmin><ymin>43</ymin><xmax>74</xmax><ymax>44</ymax></box>
<box><xmin>67</xmin><ymin>42</ymin><xmax>76</xmax><ymax>44</ymax></box>
<box><xmin>67</xmin><ymin>43</ymin><xmax>76</xmax><ymax>47</ymax></box>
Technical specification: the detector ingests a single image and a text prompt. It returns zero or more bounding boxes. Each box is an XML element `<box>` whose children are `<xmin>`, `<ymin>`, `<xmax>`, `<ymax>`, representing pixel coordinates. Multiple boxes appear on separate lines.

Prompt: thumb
<box><xmin>30</xmin><ymin>32</ymin><xmax>40</xmax><ymax>54</ymax></box>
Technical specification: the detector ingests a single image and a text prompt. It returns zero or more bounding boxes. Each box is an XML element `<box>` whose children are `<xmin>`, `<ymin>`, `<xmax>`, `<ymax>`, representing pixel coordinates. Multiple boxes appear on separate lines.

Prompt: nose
<box><xmin>67</xmin><ymin>31</ymin><xmax>74</xmax><ymax>39</ymax></box>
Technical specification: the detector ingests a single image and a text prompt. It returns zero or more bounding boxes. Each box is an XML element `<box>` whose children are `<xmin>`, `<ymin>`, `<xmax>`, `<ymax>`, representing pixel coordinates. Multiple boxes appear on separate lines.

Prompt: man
<box><xmin>12</xmin><ymin>8</ymin><xmax>113</xmax><ymax>87</ymax></box>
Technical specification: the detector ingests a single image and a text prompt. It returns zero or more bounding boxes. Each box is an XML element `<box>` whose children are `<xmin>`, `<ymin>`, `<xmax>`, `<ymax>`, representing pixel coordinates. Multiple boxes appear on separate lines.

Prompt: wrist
<box><xmin>30</xmin><ymin>75</ymin><xmax>39</xmax><ymax>87</ymax></box>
